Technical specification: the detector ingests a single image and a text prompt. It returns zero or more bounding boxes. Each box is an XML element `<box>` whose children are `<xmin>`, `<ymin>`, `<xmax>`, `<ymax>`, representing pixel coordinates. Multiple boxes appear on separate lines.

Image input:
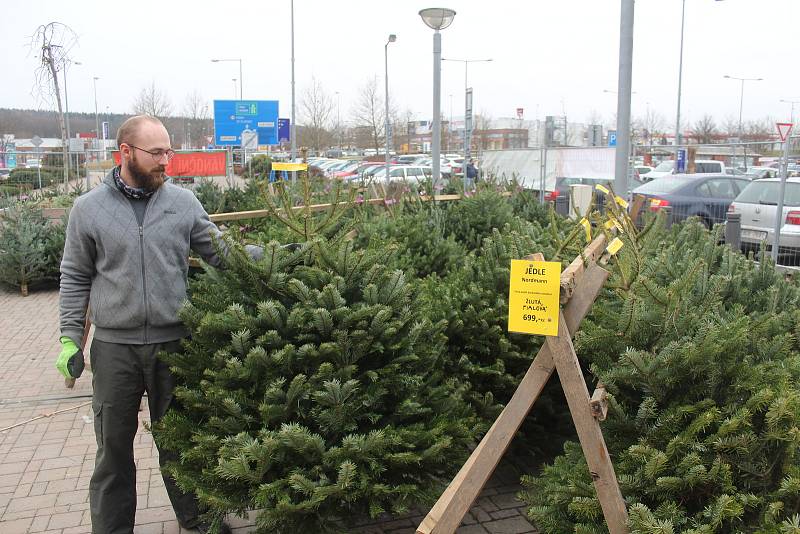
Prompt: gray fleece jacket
<box><xmin>59</xmin><ymin>170</ymin><xmax>228</xmax><ymax>345</ymax></box>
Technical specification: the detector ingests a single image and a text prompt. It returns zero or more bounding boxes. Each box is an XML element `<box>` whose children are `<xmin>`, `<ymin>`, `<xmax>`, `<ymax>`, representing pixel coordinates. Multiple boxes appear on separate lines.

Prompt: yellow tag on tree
<box><xmin>580</xmin><ymin>218</ymin><xmax>592</xmax><ymax>243</ymax></box>
<box><xmin>606</xmin><ymin>237</ymin><xmax>624</xmax><ymax>255</ymax></box>
<box><xmin>615</xmin><ymin>196</ymin><xmax>629</xmax><ymax>209</ymax></box>
<box><xmin>595</xmin><ymin>184</ymin><xmax>610</xmax><ymax>195</ymax></box>
<box><xmin>508</xmin><ymin>260</ymin><xmax>561</xmax><ymax>336</ymax></box>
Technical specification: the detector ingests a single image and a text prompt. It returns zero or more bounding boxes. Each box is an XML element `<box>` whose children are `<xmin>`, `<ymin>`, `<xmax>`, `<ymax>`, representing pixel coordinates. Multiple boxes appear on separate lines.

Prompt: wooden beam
<box><xmin>560</xmin><ymin>233</ymin><xmax>608</xmax><ymax>303</ymax></box>
<box><xmin>416</xmin><ymin>257</ymin><xmax>610</xmax><ymax>534</ymax></box>
<box><xmin>629</xmin><ymin>194</ymin><xmax>646</xmax><ymax>226</ymax></box>
<box><xmin>546</xmin><ymin>315</ymin><xmax>628</xmax><ymax>534</ymax></box>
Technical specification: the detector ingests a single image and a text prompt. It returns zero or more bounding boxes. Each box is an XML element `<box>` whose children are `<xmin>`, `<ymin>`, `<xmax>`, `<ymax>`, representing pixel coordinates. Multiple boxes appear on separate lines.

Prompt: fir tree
<box><xmin>153</xmin><ymin>237</ymin><xmax>476</xmax><ymax>532</ymax></box>
<box><xmin>520</xmin><ymin>218</ymin><xmax>800</xmax><ymax>533</ymax></box>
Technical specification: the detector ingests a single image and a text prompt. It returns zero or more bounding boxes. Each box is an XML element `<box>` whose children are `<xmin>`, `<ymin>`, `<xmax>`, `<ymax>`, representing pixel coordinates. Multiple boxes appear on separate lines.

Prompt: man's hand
<box><xmin>56</xmin><ymin>336</ymin><xmax>85</xmax><ymax>379</ymax></box>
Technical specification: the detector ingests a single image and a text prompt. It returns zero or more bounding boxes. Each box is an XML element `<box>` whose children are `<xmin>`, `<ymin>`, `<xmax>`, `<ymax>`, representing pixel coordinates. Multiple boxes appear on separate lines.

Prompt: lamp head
<box><xmin>419</xmin><ymin>8</ymin><xmax>456</xmax><ymax>30</ymax></box>
<box><xmin>388</xmin><ymin>34</ymin><xmax>397</xmax><ymax>43</ymax></box>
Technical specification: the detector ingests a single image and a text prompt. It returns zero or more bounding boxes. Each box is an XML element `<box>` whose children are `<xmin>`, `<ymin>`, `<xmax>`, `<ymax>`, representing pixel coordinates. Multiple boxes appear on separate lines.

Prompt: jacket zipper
<box><xmin>107</xmin><ymin>179</ymin><xmax>158</xmax><ymax>344</ymax></box>
<box><xmin>139</xmin><ymin>225</ymin><xmax>149</xmax><ymax>344</ymax></box>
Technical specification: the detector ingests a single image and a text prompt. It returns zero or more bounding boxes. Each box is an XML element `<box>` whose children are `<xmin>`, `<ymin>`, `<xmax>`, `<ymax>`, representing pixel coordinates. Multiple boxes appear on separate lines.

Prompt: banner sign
<box><xmin>112</xmin><ymin>150</ymin><xmax>227</xmax><ymax>177</ymax></box>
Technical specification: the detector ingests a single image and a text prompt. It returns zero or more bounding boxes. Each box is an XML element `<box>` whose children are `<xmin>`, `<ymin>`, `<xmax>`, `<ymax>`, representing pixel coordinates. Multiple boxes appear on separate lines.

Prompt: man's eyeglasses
<box><xmin>126</xmin><ymin>144</ymin><xmax>175</xmax><ymax>162</ymax></box>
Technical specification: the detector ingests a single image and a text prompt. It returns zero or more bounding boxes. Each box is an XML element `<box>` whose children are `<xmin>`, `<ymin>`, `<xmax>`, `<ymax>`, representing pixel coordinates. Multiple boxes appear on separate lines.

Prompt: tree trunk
<box><xmin>43</xmin><ymin>45</ymin><xmax>69</xmax><ymax>190</ymax></box>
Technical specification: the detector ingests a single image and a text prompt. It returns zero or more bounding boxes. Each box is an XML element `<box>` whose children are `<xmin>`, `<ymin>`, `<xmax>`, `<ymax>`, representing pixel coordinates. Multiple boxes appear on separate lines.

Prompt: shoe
<box><xmin>193</xmin><ymin>521</ymin><xmax>232</xmax><ymax>534</ymax></box>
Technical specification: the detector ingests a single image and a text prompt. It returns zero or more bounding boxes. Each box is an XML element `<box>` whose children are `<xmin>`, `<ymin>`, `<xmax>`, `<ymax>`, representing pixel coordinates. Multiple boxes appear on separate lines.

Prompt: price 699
<box><xmin>522</xmin><ymin>314</ymin><xmax>539</xmax><ymax>322</ymax></box>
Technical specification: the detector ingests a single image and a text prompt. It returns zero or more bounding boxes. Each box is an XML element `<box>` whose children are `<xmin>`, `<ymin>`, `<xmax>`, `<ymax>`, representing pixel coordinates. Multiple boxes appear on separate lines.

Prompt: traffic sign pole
<box><xmin>772</xmin><ymin>123</ymin><xmax>794</xmax><ymax>263</ymax></box>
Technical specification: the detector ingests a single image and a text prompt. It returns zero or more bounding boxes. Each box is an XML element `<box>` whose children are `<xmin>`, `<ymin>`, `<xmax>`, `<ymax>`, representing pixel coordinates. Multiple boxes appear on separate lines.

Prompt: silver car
<box><xmin>728</xmin><ymin>177</ymin><xmax>800</xmax><ymax>260</ymax></box>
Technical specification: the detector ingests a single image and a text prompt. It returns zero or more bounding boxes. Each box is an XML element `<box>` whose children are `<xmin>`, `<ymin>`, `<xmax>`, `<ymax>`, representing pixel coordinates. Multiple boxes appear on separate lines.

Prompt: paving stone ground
<box><xmin>0</xmin><ymin>288</ymin><xmax>538</xmax><ymax>533</ymax></box>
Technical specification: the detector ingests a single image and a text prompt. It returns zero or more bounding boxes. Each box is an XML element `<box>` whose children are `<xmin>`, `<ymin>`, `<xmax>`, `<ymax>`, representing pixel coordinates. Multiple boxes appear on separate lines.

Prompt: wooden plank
<box><xmin>416</xmin><ymin>255</ymin><xmax>610</xmax><ymax>534</ymax></box>
<box><xmin>629</xmin><ymin>194</ymin><xmax>646</xmax><ymax>226</ymax></box>
<box><xmin>209</xmin><ymin>198</ymin><xmax>386</xmax><ymax>222</ymax></box>
<box><xmin>545</xmin><ymin>315</ymin><xmax>629</xmax><ymax>534</ymax></box>
<box><xmin>564</xmin><ymin>263</ymin><xmax>609</xmax><ymax>335</ymax></box>
<box><xmin>560</xmin><ymin>233</ymin><xmax>608</xmax><ymax>303</ymax></box>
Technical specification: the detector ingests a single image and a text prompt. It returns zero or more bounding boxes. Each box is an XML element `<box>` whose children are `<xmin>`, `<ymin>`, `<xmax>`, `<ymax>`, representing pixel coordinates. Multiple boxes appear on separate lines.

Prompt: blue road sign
<box><xmin>607</xmin><ymin>130</ymin><xmax>617</xmax><ymax>147</ymax></box>
<box><xmin>278</xmin><ymin>118</ymin><xmax>290</xmax><ymax>143</ymax></box>
<box><xmin>6</xmin><ymin>144</ymin><xmax>16</xmax><ymax>169</ymax></box>
<box><xmin>676</xmin><ymin>148</ymin><xmax>687</xmax><ymax>173</ymax></box>
<box><xmin>213</xmin><ymin>100</ymin><xmax>279</xmax><ymax>146</ymax></box>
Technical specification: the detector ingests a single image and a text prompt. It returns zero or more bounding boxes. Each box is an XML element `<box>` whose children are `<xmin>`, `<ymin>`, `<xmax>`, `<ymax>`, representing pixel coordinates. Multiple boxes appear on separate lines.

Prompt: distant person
<box><xmin>466</xmin><ymin>159</ymin><xmax>478</xmax><ymax>190</ymax></box>
<box><xmin>57</xmin><ymin>115</ymin><xmax>261</xmax><ymax>534</ymax></box>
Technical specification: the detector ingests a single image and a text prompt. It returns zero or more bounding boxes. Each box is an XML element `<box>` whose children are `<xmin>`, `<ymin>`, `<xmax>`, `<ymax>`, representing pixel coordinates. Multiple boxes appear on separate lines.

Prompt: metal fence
<box><xmin>549</xmin><ymin>187</ymin><xmax>800</xmax><ymax>269</ymax></box>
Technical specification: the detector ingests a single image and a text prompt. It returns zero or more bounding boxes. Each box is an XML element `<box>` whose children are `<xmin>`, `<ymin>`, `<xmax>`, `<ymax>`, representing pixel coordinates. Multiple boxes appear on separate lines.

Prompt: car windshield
<box><xmin>735</xmin><ymin>181</ymin><xmax>800</xmax><ymax>207</ymax></box>
<box><xmin>634</xmin><ymin>177</ymin><xmax>694</xmax><ymax>194</ymax></box>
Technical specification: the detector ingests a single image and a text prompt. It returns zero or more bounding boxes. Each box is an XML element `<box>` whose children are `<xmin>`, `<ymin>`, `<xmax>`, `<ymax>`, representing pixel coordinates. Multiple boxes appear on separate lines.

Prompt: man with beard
<box><xmin>57</xmin><ymin>115</ymin><xmax>243</xmax><ymax>534</ymax></box>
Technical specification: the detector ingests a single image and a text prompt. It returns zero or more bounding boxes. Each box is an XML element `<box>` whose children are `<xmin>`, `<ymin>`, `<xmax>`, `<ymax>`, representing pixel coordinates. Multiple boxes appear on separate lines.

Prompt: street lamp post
<box><xmin>780</xmin><ymin>99</ymin><xmax>800</xmax><ymax>128</ymax></box>
<box><xmin>442</xmin><ymin>57</ymin><xmax>492</xmax><ymax>184</ymax></box>
<box><xmin>384</xmin><ymin>34</ymin><xmax>397</xmax><ymax>183</ymax></box>
<box><xmin>615</xmin><ymin>0</ymin><xmax>635</xmax><ymax>196</ymax></box>
<box><xmin>724</xmin><ymin>74</ymin><xmax>763</xmax><ymax>171</ymax></box>
<box><xmin>673</xmin><ymin>0</ymin><xmax>687</xmax><ymax>173</ymax></box>
<box><xmin>335</xmin><ymin>91</ymin><xmax>341</xmax><ymax>149</ymax></box>
<box><xmin>291</xmin><ymin>0</ymin><xmax>296</xmax><ymax>168</ymax></box>
<box><xmin>93</xmin><ymin>76</ymin><xmax>102</xmax><ymax>161</ymax></box>
<box><xmin>420</xmin><ymin>8</ymin><xmax>456</xmax><ymax>188</ymax></box>
<box><xmin>211</xmin><ymin>58</ymin><xmax>243</xmax><ymax>99</ymax></box>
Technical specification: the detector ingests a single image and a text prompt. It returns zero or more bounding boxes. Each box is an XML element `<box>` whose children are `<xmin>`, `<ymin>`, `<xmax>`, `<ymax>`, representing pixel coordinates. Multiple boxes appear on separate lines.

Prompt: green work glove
<box><xmin>56</xmin><ymin>336</ymin><xmax>85</xmax><ymax>379</ymax></box>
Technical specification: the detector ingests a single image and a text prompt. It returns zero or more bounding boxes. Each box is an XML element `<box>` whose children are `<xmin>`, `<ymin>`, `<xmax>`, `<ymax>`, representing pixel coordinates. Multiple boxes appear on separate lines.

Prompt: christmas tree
<box><xmin>153</xmin><ymin>233</ymin><xmax>477</xmax><ymax>532</ymax></box>
<box><xmin>520</xmin><ymin>217</ymin><xmax>800</xmax><ymax>533</ymax></box>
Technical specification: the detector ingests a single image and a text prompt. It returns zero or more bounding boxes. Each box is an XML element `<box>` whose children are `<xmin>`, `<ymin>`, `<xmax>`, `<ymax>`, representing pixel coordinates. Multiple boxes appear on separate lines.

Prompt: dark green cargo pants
<box><xmin>89</xmin><ymin>339</ymin><xmax>199</xmax><ymax>534</ymax></box>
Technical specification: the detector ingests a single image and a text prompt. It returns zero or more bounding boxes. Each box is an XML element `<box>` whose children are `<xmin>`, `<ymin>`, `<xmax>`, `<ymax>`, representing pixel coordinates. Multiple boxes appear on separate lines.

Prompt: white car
<box><xmin>371</xmin><ymin>165</ymin><xmax>433</xmax><ymax>184</ymax></box>
<box><xmin>640</xmin><ymin>160</ymin><xmax>675</xmax><ymax>181</ymax></box>
<box><xmin>412</xmin><ymin>157</ymin><xmax>454</xmax><ymax>175</ymax></box>
<box><xmin>729</xmin><ymin>177</ymin><xmax>800</xmax><ymax>262</ymax></box>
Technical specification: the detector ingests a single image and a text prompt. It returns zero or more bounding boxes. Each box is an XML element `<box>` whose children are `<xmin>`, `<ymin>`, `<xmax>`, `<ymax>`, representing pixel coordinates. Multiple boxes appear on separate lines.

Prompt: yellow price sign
<box><xmin>508</xmin><ymin>260</ymin><xmax>561</xmax><ymax>336</ymax></box>
<box><xmin>615</xmin><ymin>195</ymin><xmax>629</xmax><ymax>209</ymax></box>
<box><xmin>595</xmin><ymin>184</ymin><xmax>610</xmax><ymax>195</ymax></box>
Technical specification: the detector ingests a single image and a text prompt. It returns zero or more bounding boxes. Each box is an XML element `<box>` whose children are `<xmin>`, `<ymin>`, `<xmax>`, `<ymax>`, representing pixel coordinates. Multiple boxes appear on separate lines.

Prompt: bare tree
<box><xmin>181</xmin><ymin>90</ymin><xmax>209</xmax><ymax>148</ymax></box>
<box><xmin>351</xmin><ymin>76</ymin><xmax>396</xmax><ymax>152</ymax></box>
<box><xmin>133</xmin><ymin>82</ymin><xmax>172</xmax><ymax>121</ymax></box>
<box><xmin>298</xmin><ymin>76</ymin><xmax>334</xmax><ymax>153</ymax></box>
<box><xmin>721</xmin><ymin>115</ymin><xmax>741</xmax><ymax>139</ymax></box>
<box><xmin>585</xmin><ymin>109</ymin><xmax>603</xmax><ymax>127</ymax></box>
<box><xmin>690</xmin><ymin>114</ymin><xmax>718</xmax><ymax>144</ymax></box>
<box><xmin>633</xmin><ymin>108</ymin><xmax>666</xmax><ymax>144</ymax></box>
<box><xmin>745</xmin><ymin>117</ymin><xmax>774</xmax><ymax>141</ymax></box>
<box><xmin>473</xmin><ymin>111</ymin><xmax>493</xmax><ymax>151</ymax></box>
<box><xmin>31</xmin><ymin>22</ymin><xmax>77</xmax><ymax>186</ymax></box>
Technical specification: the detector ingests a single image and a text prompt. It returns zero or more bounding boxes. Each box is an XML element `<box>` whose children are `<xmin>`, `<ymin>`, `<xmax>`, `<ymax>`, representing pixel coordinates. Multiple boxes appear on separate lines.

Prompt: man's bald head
<box><xmin>116</xmin><ymin>115</ymin><xmax>166</xmax><ymax>148</ymax></box>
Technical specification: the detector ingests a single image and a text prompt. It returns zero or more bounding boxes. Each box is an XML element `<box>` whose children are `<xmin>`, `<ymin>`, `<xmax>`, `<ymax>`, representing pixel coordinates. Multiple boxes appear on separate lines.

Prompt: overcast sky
<box><xmin>1</xmin><ymin>0</ymin><xmax>798</xmax><ymax>130</ymax></box>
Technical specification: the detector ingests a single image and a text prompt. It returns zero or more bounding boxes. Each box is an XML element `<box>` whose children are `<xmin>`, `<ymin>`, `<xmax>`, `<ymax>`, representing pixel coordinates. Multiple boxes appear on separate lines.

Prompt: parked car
<box><xmin>413</xmin><ymin>157</ymin><xmax>454</xmax><ymax>175</ymax></box>
<box><xmin>634</xmin><ymin>165</ymin><xmax>654</xmax><ymax>177</ymax></box>
<box><xmin>545</xmin><ymin>175</ymin><xmax>644</xmax><ymax>205</ymax></box>
<box><xmin>728</xmin><ymin>177</ymin><xmax>800</xmax><ymax>262</ymax></box>
<box><xmin>740</xmin><ymin>166</ymin><xmax>779</xmax><ymax>180</ymax></box>
<box><xmin>371</xmin><ymin>165</ymin><xmax>433</xmax><ymax>184</ymax></box>
<box><xmin>392</xmin><ymin>155</ymin><xmax>422</xmax><ymax>165</ymax></box>
<box><xmin>337</xmin><ymin>162</ymin><xmax>382</xmax><ymax>180</ymax></box>
<box><xmin>328</xmin><ymin>161</ymin><xmax>363</xmax><ymax>178</ymax></box>
<box><xmin>640</xmin><ymin>160</ymin><xmax>676</xmax><ymax>181</ymax></box>
<box><xmin>632</xmin><ymin>173</ymin><xmax>750</xmax><ymax>227</ymax></box>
